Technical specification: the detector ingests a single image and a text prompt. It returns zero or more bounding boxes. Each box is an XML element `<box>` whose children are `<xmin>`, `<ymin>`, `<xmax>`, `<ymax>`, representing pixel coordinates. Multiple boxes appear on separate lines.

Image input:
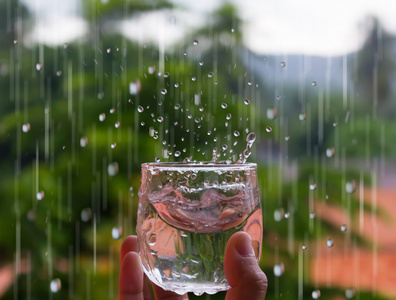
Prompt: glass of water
<box><xmin>137</xmin><ymin>162</ymin><xmax>263</xmax><ymax>296</ymax></box>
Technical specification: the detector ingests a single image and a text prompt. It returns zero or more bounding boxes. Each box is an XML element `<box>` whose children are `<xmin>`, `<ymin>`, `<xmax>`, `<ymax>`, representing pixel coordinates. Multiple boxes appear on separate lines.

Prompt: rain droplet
<box><xmin>80</xmin><ymin>137</ymin><xmax>88</xmax><ymax>147</ymax></box>
<box><xmin>108</xmin><ymin>162</ymin><xmax>119</xmax><ymax>176</ymax></box>
<box><xmin>99</xmin><ymin>113</ymin><xmax>106</xmax><ymax>122</ymax></box>
<box><xmin>233</xmin><ymin>130</ymin><xmax>240</xmax><ymax>137</ymax></box>
<box><xmin>221</xmin><ymin>102</ymin><xmax>227</xmax><ymax>109</ymax></box>
<box><xmin>341</xmin><ymin>224</ymin><xmax>347</xmax><ymax>232</ymax></box>
<box><xmin>280</xmin><ymin>61</ymin><xmax>286</xmax><ymax>68</ymax></box>
<box><xmin>226</xmin><ymin>113</ymin><xmax>232</xmax><ymax>120</ymax></box>
<box><xmin>36</xmin><ymin>63</ymin><xmax>43</xmax><ymax>71</ymax></box>
<box><xmin>36</xmin><ymin>191</ymin><xmax>45</xmax><ymax>200</ymax></box>
<box><xmin>137</xmin><ymin>105</ymin><xmax>144</xmax><ymax>113</ymax></box>
<box><xmin>244</xmin><ymin>98</ymin><xmax>250</xmax><ymax>105</ymax></box>
<box><xmin>299</xmin><ymin>113</ymin><xmax>307</xmax><ymax>121</ymax></box>
<box><xmin>193</xmin><ymin>39</ymin><xmax>199</xmax><ymax>45</ymax></box>
<box><xmin>246</xmin><ymin>132</ymin><xmax>256</xmax><ymax>147</ymax></box>
<box><xmin>273</xmin><ymin>263</ymin><xmax>284</xmax><ymax>277</ymax></box>
<box><xmin>50</xmin><ymin>279</ymin><xmax>61</xmax><ymax>293</ymax></box>
<box><xmin>309</xmin><ymin>184</ymin><xmax>317</xmax><ymax>191</ymax></box>
<box><xmin>157</xmin><ymin>116</ymin><xmax>164</xmax><ymax>123</ymax></box>
<box><xmin>327</xmin><ymin>239</ymin><xmax>334</xmax><ymax>248</ymax></box>
<box><xmin>312</xmin><ymin>81</ymin><xmax>317</xmax><ymax>87</ymax></box>
<box><xmin>112</xmin><ymin>226</ymin><xmax>123</xmax><ymax>240</ymax></box>
<box><xmin>326</xmin><ymin>147</ymin><xmax>335</xmax><ymax>158</ymax></box>
<box><xmin>81</xmin><ymin>208</ymin><xmax>92</xmax><ymax>222</ymax></box>
<box><xmin>174</xmin><ymin>151</ymin><xmax>181</xmax><ymax>157</ymax></box>
<box><xmin>265</xmin><ymin>126</ymin><xmax>272</xmax><ymax>133</ymax></box>
<box><xmin>274</xmin><ymin>208</ymin><xmax>284</xmax><ymax>222</ymax></box>
<box><xmin>345</xmin><ymin>180</ymin><xmax>356</xmax><ymax>194</ymax></box>
<box><xmin>161</xmin><ymin>89</ymin><xmax>167</xmax><ymax>95</ymax></box>
<box><xmin>312</xmin><ymin>289</ymin><xmax>321</xmax><ymax>299</ymax></box>
<box><xmin>22</xmin><ymin>123</ymin><xmax>30</xmax><ymax>133</ymax></box>
<box><xmin>267</xmin><ymin>107</ymin><xmax>277</xmax><ymax>120</ymax></box>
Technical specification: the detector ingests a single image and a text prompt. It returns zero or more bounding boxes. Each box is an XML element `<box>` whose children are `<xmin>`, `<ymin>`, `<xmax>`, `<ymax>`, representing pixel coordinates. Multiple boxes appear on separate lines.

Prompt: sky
<box><xmin>21</xmin><ymin>0</ymin><xmax>396</xmax><ymax>56</ymax></box>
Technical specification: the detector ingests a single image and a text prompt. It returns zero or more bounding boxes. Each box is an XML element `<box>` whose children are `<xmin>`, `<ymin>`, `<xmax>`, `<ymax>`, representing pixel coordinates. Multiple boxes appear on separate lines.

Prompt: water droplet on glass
<box><xmin>226</xmin><ymin>113</ymin><xmax>231</xmax><ymax>120</ymax></box>
<box><xmin>265</xmin><ymin>126</ymin><xmax>272</xmax><ymax>133</ymax></box>
<box><xmin>112</xmin><ymin>226</ymin><xmax>123</xmax><ymax>240</ymax></box>
<box><xmin>233</xmin><ymin>130</ymin><xmax>240</xmax><ymax>137</ymax></box>
<box><xmin>99</xmin><ymin>113</ymin><xmax>106</xmax><ymax>122</ymax></box>
<box><xmin>221</xmin><ymin>102</ymin><xmax>227</xmax><ymax>109</ymax></box>
<box><xmin>327</xmin><ymin>239</ymin><xmax>334</xmax><ymax>248</ymax></box>
<box><xmin>50</xmin><ymin>279</ymin><xmax>61</xmax><ymax>293</ymax></box>
<box><xmin>36</xmin><ymin>63</ymin><xmax>43</xmax><ymax>71</ymax></box>
<box><xmin>193</xmin><ymin>39</ymin><xmax>199</xmax><ymax>45</ymax></box>
<box><xmin>326</xmin><ymin>147</ymin><xmax>335</xmax><ymax>158</ymax></box>
<box><xmin>274</xmin><ymin>208</ymin><xmax>284</xmax><ymax>222</ymax></box>
<box><xmin>22</xmin><ymin>123</ymin><xmax>30</xmax><ymax>133</ymax></box>
<box><xmin>309</xmin><ymin>184</ymin><xmax>317</xmax><ymax>191</ymax></box>
<box><xmin>137</xmin><ymin>105</ymin><xmax>144</xmax><ymax>113</ymax></box>
<box><xmin>280</xmin><ymin>61</ymin><xmax>286</xmax><ymax>68</ymax></box>
<box><xmin>345</xmin><ymin>180</ymin><xmax>356</xmax><ymax>194</ymax></box>
<box><xmin>299</xmin><ymin>113</ymin><xmax>307</xmax><ymax>121</ymax></box>
<box><xmin>108</xmin><ymin>162</ymin><xmax>119</xmax><ymax>176</ymax></box>
<box><xmin>267</xmin><ymin>107</ymin><xmax>277</xmax><ymax>120</ymax></box>
<box><xmin>312</xmin><ymin>81</ymin><xmax>317</xmax><ymax>87</ymax></box>
<box><xmin>36</xmin><ymin>191</ymin><xmax>44</xmax><ymax>200</ymax></box>
<box><xmin>80</xmin><ymin>136</ymin><xmax>88</xmax><ymax>147</ymax></box>
<box><xmin>312</xmin><ymin>289</ymin><xmax>321</xmax><ymax>299</ymax></box>
<box><xmin>244</xmin><ymin>98</ymin><xmax>250</xmax><ymax>105</ymax></box>
<box><xmin>81</xmin><ymin>208</ymin><xmax>92</xmax><ymax>222</ymax></box>
<box><xmin>273</xmin><ymin>263</ymin><xmax>284</xmax><ymax>277</ymax></box>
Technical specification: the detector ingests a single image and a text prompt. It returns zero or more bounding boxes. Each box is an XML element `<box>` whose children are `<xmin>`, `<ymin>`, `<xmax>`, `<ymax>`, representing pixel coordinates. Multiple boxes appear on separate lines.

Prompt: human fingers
<box><xmin>224</xmin><ymin>232</ymin><xmax>267</xmax><ymax>300</ymax></box>
<box><xmin>119</xmin><ymin>236</ymin><xmax>152</xmax><ymax>300</ymax></box>
<box><xmin>152</xmin><ymin>284</ymin><xmax>189</xmax><ymax>300</ymax></box>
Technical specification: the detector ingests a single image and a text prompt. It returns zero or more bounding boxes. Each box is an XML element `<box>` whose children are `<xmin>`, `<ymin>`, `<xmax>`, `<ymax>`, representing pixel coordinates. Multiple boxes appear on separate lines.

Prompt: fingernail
<box><xmin>235</xmin><ymin>233</ymin><xmax>254</xmax><ymax>257</ymax></box>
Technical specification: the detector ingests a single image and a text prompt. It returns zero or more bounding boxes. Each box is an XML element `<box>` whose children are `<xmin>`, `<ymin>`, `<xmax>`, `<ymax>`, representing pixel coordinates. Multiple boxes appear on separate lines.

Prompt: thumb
<box><xmin>224</xmin><ymin>232</ymin><xmax>267</xmax><ymax>300</ymax></box>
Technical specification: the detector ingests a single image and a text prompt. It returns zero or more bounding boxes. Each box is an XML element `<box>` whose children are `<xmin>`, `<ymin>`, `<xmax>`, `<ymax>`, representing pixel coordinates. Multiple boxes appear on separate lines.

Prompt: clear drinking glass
<box><xmin>137</xmin><ymin>162</ymin><xmax>263</xmax><ymax>296</ymax></box>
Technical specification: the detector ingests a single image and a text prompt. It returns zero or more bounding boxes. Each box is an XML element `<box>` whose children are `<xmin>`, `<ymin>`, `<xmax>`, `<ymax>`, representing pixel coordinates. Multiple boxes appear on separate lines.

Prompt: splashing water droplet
<box><xmin>285</xmin><ymin>136</ymin><xmax>290</xmax><ymax>141</ymax></box>
<box><xmin>111</xmin><ymin>143</ymin><xmax>116</xmax><ymax>149</ymax></box>
<box><xmin>50</xmin><ymin>279</ymin><xmax>61</xmax><ymax>293</ymax></box>
<box><xmin>309</xmin><ymin>184</ymin><xmax>317</xmax><ymax>191</ymax></box>
<box><xmin>174</xmin><ymin>151</ymin><xmax>181</xmax><ymax>157</ymax></box>
<box><xmin>233</xmin><ymin>130</ymin><xmax>240</xmax><ymax>137</ymax></box>
<box><xmin>36</xmin><ymin>191</ymin><xmax>45</xmax><ymax>200</ymax></box>
<box><xmin>312</xmin><ymin>289</ymin><xmax>321</xmax><ymax>299</ymax></box>
<box><xmin>22</xmin><ymin>123</ymin><xmax>30</xmax><ymax>133</ymax></box>
<box><xmin>163</xmin><ymin>72</ymin><xmax>170</xmax><ymax>78</ymax></box>
<box><xmin>157</xmin><ymin>116</ymin><xmax>164</xmax><ymax>123</ymax></box>
<box><xmin>36</xmin><ymin>63</ymin><xmax>43</xmax><ymax>71</ymax></box>
<box><xmin>99</xmin><ymin>113</ymin><xmax>106</xmax><ymax>122</ymax></box>
<box><xmin>327</xmin><ymin>239</ymin><xmax>334</xmax><ymax>248</ymax></box>
<box><xmin>345</xmin><ymin>180</ymin><xmax>356</xmax><ymax>194</ymax></box>
<box><xmin>161</xmin><ymin>89</ymin><xmax>167</xmax><ymax>95</ymax></box>
<box><xmin>221</xmin><ymin>102</ymin><xmax>227</xmax><ymax>109</ymax></box>
<box><xmin>208</xmin><ymin>72</ymin><xmax>214</xmax><ymax>78</ymax></box>
<box><xmin>341</xmin><ymin>224</ymin><xmax>347</xmax><ymax>232</ymax></box>
<box><xmin>280</xmin><ymin>61</ymin><xmax>286</xmax><ymax>68</ymax></box>
<box><xmin>273</xmin><ymin>263</ymin><xmax>284</xmax><ymax>277</ymax></box>
<box><xmin>244</xmin><ymin>98</ymin><xmax>250</xmax><ymax>105</ymax></box>
<box><xmin>191</xmin><ymin>76</ymin><xmax>196</xmax><ymax>81</ymax></box>
<box><xmin>312</xmin><ymin>81</ymin><xmax>317</xmax><ymax>87</ymax></box>
<box><xmin>81</xmin><ymin>208</ymin><xmax>92</xmax><ymax>222</ymax></box>
<box><xmin>80</xmin><ymin>137</ymin><xmax>88</xmax><ymax>147</ymax></box>
<box><xmin>345</xmin><ymin>288</ymin><xmax>356</xmax><ymax>299</ymax></box>
<box><xmin>193</xmin><ymin>39</ymin><xmax>199</xmax><ymax>45</ymax></box>
<box><xmin>274</xmin><ymin>208</ymin><xmax>284</xmax><ymax>222</ymax></box>
<box><xmin>112</xmin><ymin>226</ymin><xmax>123</xmax><ymax>240</ymax></box>
<box><xmin>155</xmin><ymin>157</ymin><xmax>160</xmax><ymax>163</ymax></box>
<box><xmin>226</xmin><ymin>113</ymin><xmax>231</xmax><ymax>120</ymax></box>
<box><xmin>137</xmin><ymin>105</ymin><xmax>144</xmax><ymax>113</ymax></box>
<box><xmin>108</xmin><ymin>162</ymin><xmax>119</xmax><ymax>176</ymax></box>
<box><xmin>299</xmin><ymin>113</ymin><xmax>307</xmax><ymax>121</ymax></box>
<box><xmin>265</xmin><ymin>126</ymin><xmax>272</xmax><ymax>133</ymax></box>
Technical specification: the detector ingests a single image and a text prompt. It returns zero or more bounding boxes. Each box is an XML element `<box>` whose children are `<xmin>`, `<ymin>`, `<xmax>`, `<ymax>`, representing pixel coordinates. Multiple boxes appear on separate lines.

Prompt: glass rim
<box><xmin>141</xmin><ymin>161</ymin><xmax>257</xmax><ymax>171</ymax></box>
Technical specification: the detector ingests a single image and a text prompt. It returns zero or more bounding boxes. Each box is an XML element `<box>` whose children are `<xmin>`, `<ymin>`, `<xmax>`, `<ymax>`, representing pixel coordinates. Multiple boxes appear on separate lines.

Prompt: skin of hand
<box><xmin>119</xmin><ymin>232</ymin><xmax>267</xmax><ymax>300</ymax></box>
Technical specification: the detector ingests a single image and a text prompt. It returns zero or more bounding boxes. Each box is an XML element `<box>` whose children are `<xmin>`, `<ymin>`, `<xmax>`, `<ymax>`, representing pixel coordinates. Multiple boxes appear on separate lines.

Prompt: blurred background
<box><xmin>1</xmin><ymin>0</ymin><xmax>396</xmax><ymax>299</ymax></box>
